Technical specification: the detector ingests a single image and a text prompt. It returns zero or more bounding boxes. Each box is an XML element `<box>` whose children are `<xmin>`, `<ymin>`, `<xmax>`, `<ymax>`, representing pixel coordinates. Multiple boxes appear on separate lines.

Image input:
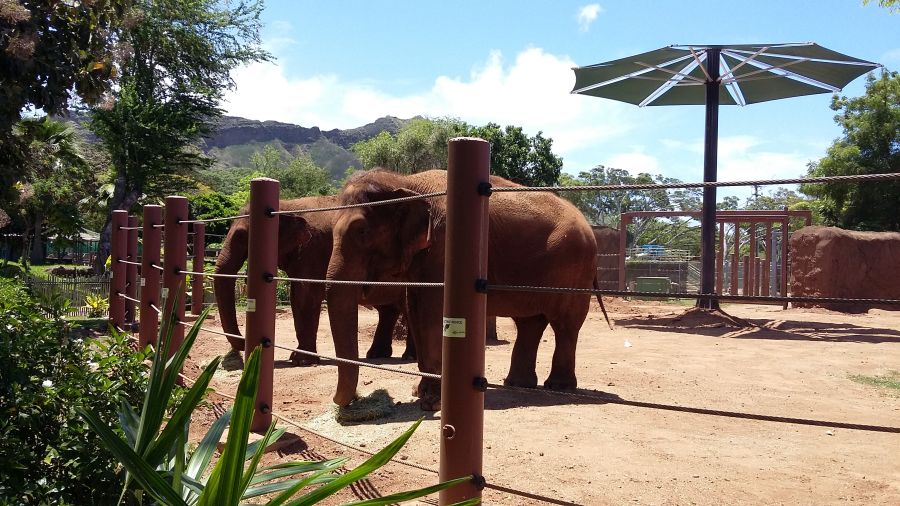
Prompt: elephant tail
<box><xmin>593</xmin><ymin>277</ymin><xmax>613</xmax><ymax>330</ymax></box>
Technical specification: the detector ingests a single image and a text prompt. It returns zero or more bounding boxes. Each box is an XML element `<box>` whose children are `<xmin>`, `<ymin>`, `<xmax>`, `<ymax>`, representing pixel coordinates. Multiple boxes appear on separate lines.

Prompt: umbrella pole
<box><xmin>698</xmin><ymin>48</ymin><xmax>721</xmax><ymax>310</ymax></box>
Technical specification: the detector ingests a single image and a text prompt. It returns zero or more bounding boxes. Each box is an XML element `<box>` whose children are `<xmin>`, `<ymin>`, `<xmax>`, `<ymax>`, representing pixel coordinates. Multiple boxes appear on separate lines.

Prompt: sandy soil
<box><xmin>184</xmin><ymin>299</ymin><xmax>900</xmax><ymax>505</ymax></box>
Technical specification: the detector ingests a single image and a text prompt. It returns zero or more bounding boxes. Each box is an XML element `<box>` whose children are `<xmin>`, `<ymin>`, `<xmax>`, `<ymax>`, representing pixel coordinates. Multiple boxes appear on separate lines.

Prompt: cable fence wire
<box><xmin>271</xmin><ymin>276</ymin><xmax>443</xmax><ymax>288</ymax></box>
<box><xmin>484</xmin><ymin>382</ymin><xmax>900</xmax><ymax>434</ymax></box>
<box><xmin>179</xmin><ymin>214</ymin><xmax>249</xmax><ymax>224</ymax></box>
<box><xmin>272</xmin><ymin>343</ymin><xmax>442</xmax><ymax>380</ymax></box>
<box><xmin>117</xmin><ymin>259</ymin><xmax>142</xmax><ymax>266</ymax></box>
<box><xmin>117</xmin><ymin>293</ymin><xmax>141</xmax><ymax>304</ymax></box>
<box><xmin>270</xmin><ymin>191</ymin><xmax>447</xmax><ymax>215</ymax></box>
<box><xmin>177</xmin><ymin>269</ymin><xmax>249</xmax><ymax>280</ymax></box>
<box><xmin>486</xmin><ymin>284</ymin><xmax>900</xmax><ymax>306</ymax></box>
<box><xmin>488</xmin><ymin>172</ymin><xmax>900</xmax><ymax>193</ymax></box>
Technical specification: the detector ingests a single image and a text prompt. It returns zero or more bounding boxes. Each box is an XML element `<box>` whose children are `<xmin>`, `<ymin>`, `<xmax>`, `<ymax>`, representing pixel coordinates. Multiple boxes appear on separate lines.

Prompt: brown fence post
<box><xmin>163</xmin><ymin>196</ymin><xmax>189</xmax><ymax>358</ymax></box>
<box><xmin>191</xmin><ymin>223</ymin><xmax>205</xmax><ymax>315</ymax></box>
<box><xmin>781</xmin><ymin>216</ymin><xmax>790</xmax><ymax>309</ymax></box>
<box><xmin>764</xmin><ymin>222</ymin><xmax>773</xmax><ymax>296</ymax></box>
<box><xmin>109</xmin><ymin>210</ymin><xmax>127</xmax><ymax>330</ymax></box>
<box><xmin>618</xmin><ymin>214</ymin><xmax>630</xmax><ymax>291</ymax></box>
<box><xmin>440</xmin><ymin>137</ymin><xmax>490</xmax><ymax>505</ymax></box>
<box><xmin>731</xmin><ymin>222</ymin><xmax>740</xmax><ymax>295</ymax></box>
<box><xmin>125</xmin><ymin>215</ymin><xmax>139</xmax><ymax>323</ymax></box>
<box><xmin>140</xmin><ymin>205</ymin><xmax>162</xmax><ymax>349</ymax></box>
<box><xmin>245</xmin><ymin>178</ymin><xmax>279</xmax><ymax>433</ymax></box>
<box><xmin>716</xmin><ymin>221</ymin><xmax>724</xmax><ymax>294</ymax></box>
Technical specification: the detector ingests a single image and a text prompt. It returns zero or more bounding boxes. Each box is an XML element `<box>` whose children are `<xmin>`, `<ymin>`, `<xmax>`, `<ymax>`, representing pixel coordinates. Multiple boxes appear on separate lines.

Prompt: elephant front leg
<box><xmin>407</xmin><ymin>287</ymin><xmax>442</xmax><ymax>410</ymax></box>
<box><xmin>289</xmin><ymin>282</ymin><xmax>322</xmax><ymax>366</ymax></box>
<box><xmin>504</xmin><ymin>315</ymin><xmax>548</xmax><ymax>388</ymax></box>
<box><xmin>366</xmin><ymin>304</ymin><xmax>399</xmax><ymax>358</ymax></box>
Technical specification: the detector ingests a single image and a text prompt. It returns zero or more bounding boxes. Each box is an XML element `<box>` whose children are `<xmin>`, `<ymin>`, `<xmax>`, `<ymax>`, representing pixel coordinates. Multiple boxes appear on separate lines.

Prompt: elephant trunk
<box><xmin>326</xmin><ymin>247</ymin><xmax>364</xmax><ymax>406</ymax></box>
<box><xmin>214</xmin><ymin>227</ymin><xmax>248</xmax><ymax>352</ymax></box>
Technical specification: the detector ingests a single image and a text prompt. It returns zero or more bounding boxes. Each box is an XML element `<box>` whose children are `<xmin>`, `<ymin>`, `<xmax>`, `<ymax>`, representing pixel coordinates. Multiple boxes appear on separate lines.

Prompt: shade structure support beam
<box><xmin>698</xmin><ymin>48</ymin><xmax>721</xmax><ymax>309</ymax></box>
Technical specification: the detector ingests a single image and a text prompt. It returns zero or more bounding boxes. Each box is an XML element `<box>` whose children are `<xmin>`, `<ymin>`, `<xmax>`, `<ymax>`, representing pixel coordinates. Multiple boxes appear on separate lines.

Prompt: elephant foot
<box><xmin>365</xmin><ymin>345</ymin><xmax>393</xmax><ymax>359</ymax></box>
<box><xmin>413</xmin><ymin>378</ymin><xmax>441</xmax><ymax>411</ymax></box>
<box><xmin>503</xmin><ymin>372</ymin><xmax>538</xmax><ymax>388</ymax></box>
<box><xmin>544</xmin><ymin>374</ymin><xmax>578</xmax><ymax>390</ymax></box>
<box><xmin>222</xmin><ymin>349</ymin><xmax>244</xmax><ymax>371</ymax></box>
<box><xmin>290</xmin><ymin>351</ymin><xmax>320</xmax><ymax>367</ymax></box>
<box><xmin>400</xmin><ymin>348</ymin><xmax>416</xmax><ymax>361</ymax></box>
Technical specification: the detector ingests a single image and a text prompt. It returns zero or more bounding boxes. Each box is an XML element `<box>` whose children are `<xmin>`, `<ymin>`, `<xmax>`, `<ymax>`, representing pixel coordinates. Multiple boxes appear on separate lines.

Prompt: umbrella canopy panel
<box><xmin>572</xmin><ymin>43</ymin><xmax>880</xmax><ymax>106</ymax></box>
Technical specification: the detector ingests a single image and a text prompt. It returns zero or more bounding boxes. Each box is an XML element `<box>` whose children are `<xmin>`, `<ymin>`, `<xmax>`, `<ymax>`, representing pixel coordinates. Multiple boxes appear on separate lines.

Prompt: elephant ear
<box><xmin>277</xmin><ymin>214</ymin><xmax>311</xmax><ymax>258</ymax></box>
<box><xmin>387</xmin><ymin>188</ymin><xmax>432</xmax><ymax>272</ymax></box>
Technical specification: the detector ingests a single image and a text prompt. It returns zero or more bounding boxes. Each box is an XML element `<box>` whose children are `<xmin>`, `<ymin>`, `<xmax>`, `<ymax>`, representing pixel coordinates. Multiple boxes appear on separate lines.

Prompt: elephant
<box><xmin>324</xmin><ymin>169</ymin><xmax>598</xmax><ymax>410</ymax></box>
<box><xmin>591</xmin><ymin>225</ymin><xmax>620</xmax><ymax>290</ymax></box>
<box><xmin>213</xmin><ymin>196</ymin><xmax>412</xmax><ymax>370</ymax></box>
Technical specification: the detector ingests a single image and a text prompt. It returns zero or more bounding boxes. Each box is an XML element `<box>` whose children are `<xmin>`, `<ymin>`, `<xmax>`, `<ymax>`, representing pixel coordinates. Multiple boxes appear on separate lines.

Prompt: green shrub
<box><xmin>0</xmin><ymin>278</ymin><xmax>150</xmax><ymax>504</ymax></box>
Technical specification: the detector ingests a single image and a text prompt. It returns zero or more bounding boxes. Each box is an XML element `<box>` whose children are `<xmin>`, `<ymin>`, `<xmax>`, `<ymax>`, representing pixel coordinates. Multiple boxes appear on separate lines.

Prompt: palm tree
<box><xmin>15</xmin><ymin>116</ymin><xmax>88</xmax><ymax>264</ymax></box>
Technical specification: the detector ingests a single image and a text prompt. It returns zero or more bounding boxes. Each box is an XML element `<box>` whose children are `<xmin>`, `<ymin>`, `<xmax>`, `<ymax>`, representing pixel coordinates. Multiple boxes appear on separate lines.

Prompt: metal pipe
<box><xmin>764</xmin><ymin>222</ymin><xmax>773</xmax><ymax>296</ymax></box>
<box><xmin>748</xmin><ymin>221</ymin><xmax>757</xmax><ymax>296</ymax></box>
<box><xmin>439</xmin><ymin>137</ymin><xmax>490</xmax><ymax>505</ymax></box>
<box><xmin>731</xmin><ymin>222</ymin><xmax>740</xmax><ymax>295</ymax></box>
<box><xmin>618</xmin><ymin>215</ymin><xmax>630</xmax><ymax>291</ymax></box>
<box><xmin>163</xmin><ymin>196</ymin><xmax>188</xmax><ymax>359</ymax></box>
<box><xmin>191</xmin><ymin>223</ymin><xmax>205</xmax><ymax>315</ymax></box>
<box><xmin>139</xmin><ymin>206</ymin><xmax>162</xmax><ymax>349</ymax></box>
<box><xmin>245</xmin><ymin>178</ymin><xmax>279</xmax><ymax>433</ymax></box>
<box><xmin>125</xmin><ymin>216</ymin><xmax>139</xmax><ymax>323</ymax></box>
<box><xmin>698</xmin><ymin>47</ymin><xmax>721</xmax><ymax>310</ymax></box>
<box><xmin>781</xmin><ymin>213</ymin><xmax>790</xmax><ymax>309</ymax></box>
<box><xmin>109</xmin><ymin>210</ymin><xmax>127</xmax><ymax>329</ymax></box>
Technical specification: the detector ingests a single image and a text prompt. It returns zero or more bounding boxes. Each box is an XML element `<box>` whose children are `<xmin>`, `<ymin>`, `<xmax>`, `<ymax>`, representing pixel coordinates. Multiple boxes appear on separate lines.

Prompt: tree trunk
<box><xmin>94</xmin><ymin>172</ymin><xmax>140</xmax><ymax>274</ymax></box>
<box><xmin>29</xmin><ymin>212</ymin><xmax>45</xmax><ymax>264</ymax></box>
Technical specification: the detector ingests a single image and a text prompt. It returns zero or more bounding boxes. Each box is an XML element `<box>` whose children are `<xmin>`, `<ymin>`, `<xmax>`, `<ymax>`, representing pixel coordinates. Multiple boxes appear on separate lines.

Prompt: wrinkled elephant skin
<box><xmin>326</xmin><ymin>170</ymin><xmax>597</xmax><ymax>409</ymax></box>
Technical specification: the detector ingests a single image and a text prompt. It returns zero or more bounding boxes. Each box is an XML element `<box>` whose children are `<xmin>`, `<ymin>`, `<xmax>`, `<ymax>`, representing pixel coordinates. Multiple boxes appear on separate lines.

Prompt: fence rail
<box><xmin>25</xmin><ymin>273</ymin><xmax>110</xmax><ymax>317</ymax></box>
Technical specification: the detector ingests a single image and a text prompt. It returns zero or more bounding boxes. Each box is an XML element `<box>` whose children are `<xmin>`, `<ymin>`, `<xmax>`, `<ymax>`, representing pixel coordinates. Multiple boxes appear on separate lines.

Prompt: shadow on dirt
<box><xmin>617</xmin><ymin>315</ymin><xmax>900</xmax><ymax>343</ymax></box>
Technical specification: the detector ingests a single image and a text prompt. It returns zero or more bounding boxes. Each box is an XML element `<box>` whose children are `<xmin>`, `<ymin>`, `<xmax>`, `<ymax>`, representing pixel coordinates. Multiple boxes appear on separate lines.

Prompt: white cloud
<box><xmin>606</xmin><ymin>151</ymin><xmax>661</xmax><ymax>174</ymax></box>
<box><xmin>577</xmin><ymin>4</ymin><xmax>603</xmax><ymax>32</ymax></box>
<box><xmin>222</xmin><ymin>46</ymin><xmax>634</xmax><ymax>167</ymax></box>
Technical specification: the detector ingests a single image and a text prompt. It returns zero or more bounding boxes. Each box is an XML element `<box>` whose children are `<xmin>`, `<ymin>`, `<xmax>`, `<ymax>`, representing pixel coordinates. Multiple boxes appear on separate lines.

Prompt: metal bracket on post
<box><xmin>472</xmin><ymin>376</ymin><xmax>488</xmax><ymax>392</ymax></box>
<box><xmin>475</xmin><ymin>279</ymin><xmax>488</xmax><ymax>293</ymax></box>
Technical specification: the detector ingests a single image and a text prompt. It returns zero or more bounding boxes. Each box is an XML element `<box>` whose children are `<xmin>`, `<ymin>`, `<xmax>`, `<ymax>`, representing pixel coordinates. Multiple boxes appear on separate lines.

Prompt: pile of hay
<box><xmin>334</xmin><ymin>389</ymin><xmax>395</xmax><ymax>424</ymax></box>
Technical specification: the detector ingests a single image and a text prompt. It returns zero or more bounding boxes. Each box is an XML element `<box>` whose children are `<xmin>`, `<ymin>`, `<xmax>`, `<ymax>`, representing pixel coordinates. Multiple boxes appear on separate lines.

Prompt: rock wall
<box><xmin>790</xmin><ymin>226</ymin><xmax>900</xmax><ymax>311</ymax></box>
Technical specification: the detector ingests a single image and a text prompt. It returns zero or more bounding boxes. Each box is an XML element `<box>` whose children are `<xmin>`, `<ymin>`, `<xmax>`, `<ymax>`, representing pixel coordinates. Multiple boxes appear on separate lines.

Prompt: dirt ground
<box><xmin>184</xmin><ymin>299</ymin><xmax>900</xmax><ymax>505</ymax></box>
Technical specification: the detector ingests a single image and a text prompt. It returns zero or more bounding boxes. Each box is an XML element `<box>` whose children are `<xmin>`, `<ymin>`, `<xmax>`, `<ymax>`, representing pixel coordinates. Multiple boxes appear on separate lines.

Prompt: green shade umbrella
<box><xmin>571</xmin><ymin>42</ymin><xmax>880</xmax><ymax>308</ymax></box>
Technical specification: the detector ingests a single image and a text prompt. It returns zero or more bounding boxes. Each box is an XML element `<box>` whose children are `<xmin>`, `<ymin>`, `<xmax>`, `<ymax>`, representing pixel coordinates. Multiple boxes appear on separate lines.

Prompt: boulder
<box><xmin>790</xmin><ymin>226</ymin><xmax>900</xmax><ymax>311</ymax></box>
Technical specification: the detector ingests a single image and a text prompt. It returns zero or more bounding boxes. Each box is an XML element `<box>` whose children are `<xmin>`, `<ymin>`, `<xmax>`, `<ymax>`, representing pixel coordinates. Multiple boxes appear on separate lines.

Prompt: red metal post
<box><xmin>716</xmin><ymin>221</ymin><xmax>725</xmax><ymax>294</ymax></box>
<box><xmin>125</xmin><ymin>215</ymin><xmax>139</xmax><ymax>323</ymax></box>
<box><xmin>731</xmin><ymin>222</ymin><xmax>740</xmax><ymax>295</ymax></box>
<box><xmin>163</xmin><ymin>196</ymin><xmax>188</xmax><ymax>357</ymax></box>
<box><xmin>139</xmin><ymin>205</ymin><xmax>162</xmax><ymax>349</ymax></box>
<box><xmin>764</xmin><ymin>222</ymin><xmax>773</xmax><ymax>296</ymax></box>
<box><xmin>742</xmin><ymin>255</ymin><xmax>750</xmax><ymax>295</ymax></box>
<box><xmin>109</xmin><ymin>210</ymin><xmax>127</xmax><ymax>330</ymax></box>
<box><xmin>618</xmin><ymin>214</ymin><xmax>630</xmax><ymax>291</ymax></box>
<box><xmin>191</xmin><ymin>223</ymin><xmax>205</xmax><ymax>315</ymax></box>
<box><xmin>748</xmin><ymin>222</ymin><xmax>757</xmax><ymax>296</ymax></box>
<box><xmin>245</xmin><ymin>178</ymin><xmax>279</xmax><ymax>433</ymax></box>
<box><xmin>781</xmin><ymin>216</ymin><xmax>790</xmax><ymax>309</ymax></box>
<box><xmin>440</xmin><ymin>137</ymin><xmax>490</xmax><ymax>505</ymax></box>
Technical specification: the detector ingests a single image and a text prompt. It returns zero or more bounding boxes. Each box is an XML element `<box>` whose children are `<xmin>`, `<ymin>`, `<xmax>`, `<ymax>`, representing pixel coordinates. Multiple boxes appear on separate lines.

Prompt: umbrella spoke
<box><xmin>719</xmin><ymin>45</ymin><xmax>770</xmax><ymax>81</ymax></box>
<box><xmin>719</xmin><ymin>58</ymin><xmax>747</xmax><ymax>106</ymax></box>
<box><xmin>571</xmin><ymin>53</ymin><xmax>694</xmax><ymax>94</ymax></box>
<box><xmin>726</xmin><ymin>47</ymin><xmax>878</xmax><ymax>66</ymax></box>
<box><xmin>726</xmin><ymin>55</ymin><xmax>841</xmax><ymax>93</ymax></box>
<box><xmin>638</xmin><ymin>58</ymin><xmax>703</xmax><ymax>107</ymax></box>
<box><xmin>689</xmin><ymin>47</ymin><xmax>713</xmax><ymax>82</ymax></box>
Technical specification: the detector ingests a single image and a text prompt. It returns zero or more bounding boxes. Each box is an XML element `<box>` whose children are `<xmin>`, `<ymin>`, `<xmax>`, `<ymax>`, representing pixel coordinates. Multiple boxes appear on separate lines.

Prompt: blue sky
<box><xmin>222</xmin><ymin>1</ymin><xmax>899</xmax><ymax>198</ymax></box>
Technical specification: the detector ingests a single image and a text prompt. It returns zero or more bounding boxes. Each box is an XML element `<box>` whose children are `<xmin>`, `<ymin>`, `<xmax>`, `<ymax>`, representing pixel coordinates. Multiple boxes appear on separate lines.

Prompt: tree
<box><xmin>1</xmin><ymin>0</ymin><xmax>126</xmax><ymax>223</ymax></box>
<box><xmin>467</xmin><ymin>123</ymin><xmax>563</xmax><ymax>187</ymax></box>
<box><xmin>863</xmin><ymin>0</ymin><xmax>900</xmax><ymax>13</ymax></box>
<box><xmin>353</xmin><ymin>118</ymin><xmax>466</xmax><ymax>173</ymax></box>
<box><xmin>89</xmin><ymin>0</ymin><xmax>269</xmax><ymax>271</ymax></box>
<box><xmin>802</xmin><ymin>71</ymin><xmax>899</xmax><ymax>231</ymax></box>
<box><xmin>13</xmin><ymin>117</ymin><xmax>95</xmax><ymax>265</ymax></box>
<box><xmin>353</xmin><ymin>117</ymin><xmax>564</xmax><ymax>186</ymax></box>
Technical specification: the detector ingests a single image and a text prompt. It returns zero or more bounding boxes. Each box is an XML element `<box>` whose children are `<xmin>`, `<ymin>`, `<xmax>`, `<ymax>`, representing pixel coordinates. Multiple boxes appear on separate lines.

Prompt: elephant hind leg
<box><xmin>289</xmin><ymin>282</ymin><xmax>322</xmax><ymax>367</ymax></box>
<box><xmin>504</xmin><ymin>315</ymin><xmax>548</xmax><ymax>388</ymax></box>
<box><xmin>543</xmin><ymin>313</ymin><xmax>587</xmax><ymax>390</ymax></box>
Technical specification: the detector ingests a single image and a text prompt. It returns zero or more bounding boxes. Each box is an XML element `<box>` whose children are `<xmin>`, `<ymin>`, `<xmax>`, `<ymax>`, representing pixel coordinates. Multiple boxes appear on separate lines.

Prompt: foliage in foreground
<box><xmin>0</xmin><ymin>278</ymin><xmax>149</xmax><ymax>504</ymax></box>
<box><xmin>79</xmin><ymin>304</ymin><xmax>476</xmax><ymax>505</ymax></box>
